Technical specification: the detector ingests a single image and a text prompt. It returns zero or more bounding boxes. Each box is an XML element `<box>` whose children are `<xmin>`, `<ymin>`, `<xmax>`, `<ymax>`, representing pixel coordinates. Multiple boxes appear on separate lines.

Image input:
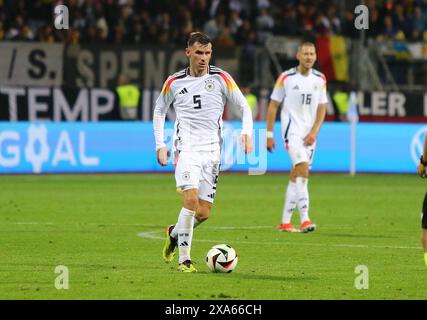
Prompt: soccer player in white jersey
<box><xmin>266</xmin><ymin>42</ymin><xmax>327</xmax><ymax>233</ymax></box>
<box><xmin>153</xmin><ymin>32</ymin><xmax>253</xmax><ymax>272</ymax></box>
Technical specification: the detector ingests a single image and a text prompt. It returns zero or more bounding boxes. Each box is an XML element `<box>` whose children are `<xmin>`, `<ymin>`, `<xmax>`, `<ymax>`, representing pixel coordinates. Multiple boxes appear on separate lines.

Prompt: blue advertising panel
<box><xmin>0</xmin><ymin>122</ymin><xmax>425</xmax><ymax>174</ymax></box>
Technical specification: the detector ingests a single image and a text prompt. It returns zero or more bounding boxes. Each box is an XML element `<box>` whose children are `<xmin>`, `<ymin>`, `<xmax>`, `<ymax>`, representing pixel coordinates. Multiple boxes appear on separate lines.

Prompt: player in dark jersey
<box><xmin>417</xmin><ymin>132</ymin><xmax>427</xmax><ymax>267</ymax></box>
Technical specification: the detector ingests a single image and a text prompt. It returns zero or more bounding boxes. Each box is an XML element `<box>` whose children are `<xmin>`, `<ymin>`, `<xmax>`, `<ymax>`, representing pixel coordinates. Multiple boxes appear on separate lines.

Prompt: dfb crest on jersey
<box><xmin>205</xmin><ymin>79</ymin><xmax>215</xmax><ymax>92</ymax></box>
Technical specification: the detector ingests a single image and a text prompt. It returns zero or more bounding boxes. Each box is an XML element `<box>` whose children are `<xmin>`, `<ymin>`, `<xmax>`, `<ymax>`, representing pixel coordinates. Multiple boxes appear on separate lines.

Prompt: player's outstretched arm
<box><xmin>266</xmin><ymin>100</ymin><xmax>281</xmax><ymax>152</ymax></box>
<box><xmin>240</xmin><ymin>134</ymin><xmax>253</xmax><ymax>154</ymax></box>
<box><xmin>220</xmin><ymin>71</ymin><xmax>254</xmax><ymax>154</ymax></box>
<box><xmin>153</xmin><ymin>74</ymin><xmax>177</xmax><ymax>166</ymax></box>
<box><xmin>153</xmin><ymin>82</ymin><xmax>173</xmax><ymax>166</ymax></box>
<box><xmin>304</xmin><ymin>103</ymin><xmax>326</xmax><ymax>146</ymax></box>
<box><xmin>153</xmin><ymin>102</ymin><xmax>168</xmax><ymax>163</ymax></box>
<box><xmin>239</xmin><ymin>101</ymin><xmax>254</xmax><ymax>155</ymax></box>
<box><xmin>156</xmin><ymin>147</ymin><xmax>169</xmax><ymax>167</ymax></box>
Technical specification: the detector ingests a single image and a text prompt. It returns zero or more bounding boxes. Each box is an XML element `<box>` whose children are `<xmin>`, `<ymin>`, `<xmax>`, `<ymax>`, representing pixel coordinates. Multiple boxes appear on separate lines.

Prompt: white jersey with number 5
<box><xmin>153</xmin><ymin>65</ymin><xmax>253</xmax><ymax>152</ymax></box>
<box><xmin>270</xmin><ymin>67</ymin><xmax>328</xmax><ymax>141</ymax></box>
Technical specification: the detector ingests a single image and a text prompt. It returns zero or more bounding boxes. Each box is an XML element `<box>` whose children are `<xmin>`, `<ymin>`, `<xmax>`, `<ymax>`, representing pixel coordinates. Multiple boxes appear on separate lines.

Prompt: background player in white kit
<box><xmin>266</xmin><ymin>42</ymin><xmax>327</xmax><ymax>233</ymax></box>
<box><xmin>153</xmin><ymin>32</ymin><xmax>253</xmax><ymax>272</ymax></box>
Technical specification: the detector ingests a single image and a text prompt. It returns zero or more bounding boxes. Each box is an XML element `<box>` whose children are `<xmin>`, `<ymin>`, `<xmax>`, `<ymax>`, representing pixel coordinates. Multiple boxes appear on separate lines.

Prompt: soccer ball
<box><xmin>206</xmin><ymin>244</ymin><xmax>238</xmax><ymax>273</ymax></box>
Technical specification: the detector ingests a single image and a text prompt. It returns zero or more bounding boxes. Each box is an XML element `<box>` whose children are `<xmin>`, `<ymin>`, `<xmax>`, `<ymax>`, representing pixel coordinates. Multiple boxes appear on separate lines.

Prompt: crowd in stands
<box><xmin>0</xmin><ymin>0</ymin><xmax>426</xmax><ymax>46</ymax></box>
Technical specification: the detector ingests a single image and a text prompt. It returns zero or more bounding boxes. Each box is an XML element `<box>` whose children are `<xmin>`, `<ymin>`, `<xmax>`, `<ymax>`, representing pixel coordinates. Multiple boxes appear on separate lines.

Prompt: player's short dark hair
<box><xmin>187</xmin><ymin>32</ymin><xmax>212</xmax><ymax>48</ymax></box>
<box><xmin>298</xmin><ymin>42</ymin><xmax>316</xmax><ymax>51</ymax></box>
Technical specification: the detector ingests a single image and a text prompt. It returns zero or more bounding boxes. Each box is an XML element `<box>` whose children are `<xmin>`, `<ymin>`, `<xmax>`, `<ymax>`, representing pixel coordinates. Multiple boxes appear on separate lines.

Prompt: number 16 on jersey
<box><xmin>301</xmin><ymin>93</ymin><xmax>312</xmax><ymax>105</ymax></box>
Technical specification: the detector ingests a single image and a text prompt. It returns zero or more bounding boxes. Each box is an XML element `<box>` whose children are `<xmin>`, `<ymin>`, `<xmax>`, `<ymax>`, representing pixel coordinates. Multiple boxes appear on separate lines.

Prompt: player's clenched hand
<box><xmin>304</xmin><ymin>132</ymin><xmax>317</xmax><ymax>146</ymax></box>
<box><xmin>418</xmin><ymin>163</ymin><xmax>427</xmax><ymax>178</ymax></box>
<box><xmin>157</xmin><ymin>147</ymin><xmax>169</xmax><ymax>166</ymax></box>
<box><xmin>240</xmin><ymin>134</ymin><xmax>253</xmax><ymax>154</ymax></box>
<box><xmin>266</xmin><ymin>138</ymin><xmax>275</xmax><ymax>153</ymax></box>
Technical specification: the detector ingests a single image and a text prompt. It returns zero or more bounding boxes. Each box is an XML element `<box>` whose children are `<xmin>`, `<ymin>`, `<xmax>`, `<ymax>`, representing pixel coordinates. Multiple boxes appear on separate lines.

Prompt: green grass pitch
<box><xmin>0</xmin><ymin>173</ymin><xmax>426</xmax><ymax>299</ymax></box>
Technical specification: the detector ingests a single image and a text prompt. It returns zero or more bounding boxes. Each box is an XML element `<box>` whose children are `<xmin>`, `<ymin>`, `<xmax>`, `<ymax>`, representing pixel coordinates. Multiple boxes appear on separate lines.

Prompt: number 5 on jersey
<box><xmin>193</xmin><ymin>95</ymin><xmax>202</xmax><ymax>109</ymax></box>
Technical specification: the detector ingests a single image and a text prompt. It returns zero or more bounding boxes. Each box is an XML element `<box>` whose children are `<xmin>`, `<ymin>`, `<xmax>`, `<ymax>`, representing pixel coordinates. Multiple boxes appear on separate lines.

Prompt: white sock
<box><xmin>177</xmin><ymin>207</ymin><xmax>195</xmax><ymax>263</ymax></box>
<box><xmin>171</xmin><ymin>216</ymin><xmax>202</xmax><ymax>238</ymax></box>
<box><xmin>282</xmin><ymin>181</ymin><xmax>297</xmax><ymax>224</ymax></box>
<box><xmin>295</xmin><ymin>177</ymin><xmax>310</xmax><ymax>223</ymax></box>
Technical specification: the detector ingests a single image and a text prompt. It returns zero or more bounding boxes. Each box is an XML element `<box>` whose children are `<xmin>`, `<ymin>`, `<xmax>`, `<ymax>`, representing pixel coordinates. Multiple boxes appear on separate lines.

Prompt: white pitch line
<box><xmin>5</xmin><ymin>222</ymin><xmax>419</xmax><ymax>250</ymax></box>
<box><xmin>8</xmin><ymin>222</ymin><xmax>54</xmax><ymax>225</ymax></box>
<box><xmin>3</xmin><ymin>222</ymin><xmax>352</xmax><ymax>229</ymax></box>
<box><xmin>137</xmin><ymin>230</ymin><xmax>420</xmax><ymax>251</ymax></box>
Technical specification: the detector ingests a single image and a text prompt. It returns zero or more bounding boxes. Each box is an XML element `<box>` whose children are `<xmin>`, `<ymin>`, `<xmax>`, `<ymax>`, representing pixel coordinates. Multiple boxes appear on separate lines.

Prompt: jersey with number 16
<box><xmin>270</xmin><ymin>67</ymin><xmax>328</xmax><ymax>140</ymax></box>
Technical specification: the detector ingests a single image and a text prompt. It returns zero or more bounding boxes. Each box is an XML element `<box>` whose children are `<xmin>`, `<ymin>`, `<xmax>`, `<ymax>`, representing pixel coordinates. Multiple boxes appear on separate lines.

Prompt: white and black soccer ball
<box><xmin>206</xmin><ymin>244</ymin><xmax>238</xmax><ymax>273</ymax></box>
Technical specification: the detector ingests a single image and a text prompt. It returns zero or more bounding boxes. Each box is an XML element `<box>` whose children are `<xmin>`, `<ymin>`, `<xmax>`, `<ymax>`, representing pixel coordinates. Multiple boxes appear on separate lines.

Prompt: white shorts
<box><xmin>175</xmin><ymin>150</ymin><xmax>221</xmax><ymax>203</ymax></box>
<box><xmin>286</xmin><ymin>134</ymin><xmax>316</xmax><ymax>168</ymax></box>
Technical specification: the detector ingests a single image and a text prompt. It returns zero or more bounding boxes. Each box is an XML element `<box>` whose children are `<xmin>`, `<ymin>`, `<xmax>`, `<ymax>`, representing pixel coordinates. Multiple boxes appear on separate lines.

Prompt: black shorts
<box><xmin>423</xmin><ymin>193</ymin><xmax>427</xmax><ymax>229</ymax></box>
